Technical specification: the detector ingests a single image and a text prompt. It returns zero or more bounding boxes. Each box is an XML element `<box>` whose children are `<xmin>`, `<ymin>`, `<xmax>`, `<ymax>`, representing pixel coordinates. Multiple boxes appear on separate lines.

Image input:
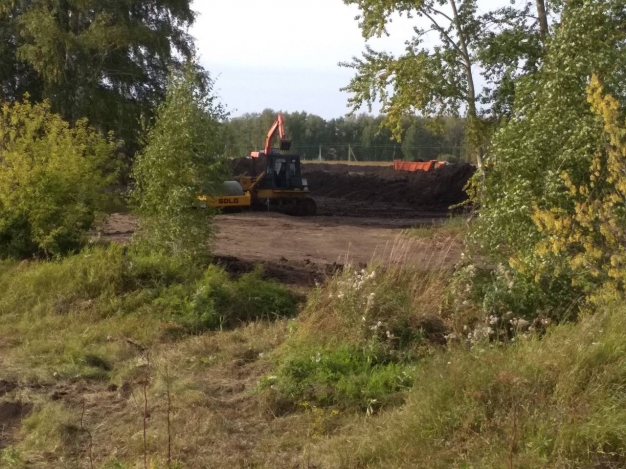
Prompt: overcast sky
<box><xmin>190</xmin><ymin>0</ymin><xmax>508</xmax><ymax>119</ymax></box>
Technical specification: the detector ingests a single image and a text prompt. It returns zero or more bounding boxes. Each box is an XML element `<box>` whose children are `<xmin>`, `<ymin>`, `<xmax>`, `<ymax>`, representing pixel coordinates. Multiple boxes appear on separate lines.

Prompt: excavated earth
<box><xmin>101</xmin><ymin>160</ymin><xmax>471</xmax><ymax>289</ymax></box>
<box><xmin>231</xmin><ymin>158</ymin><xmax>475</xmax><ymax>216</ymax></box>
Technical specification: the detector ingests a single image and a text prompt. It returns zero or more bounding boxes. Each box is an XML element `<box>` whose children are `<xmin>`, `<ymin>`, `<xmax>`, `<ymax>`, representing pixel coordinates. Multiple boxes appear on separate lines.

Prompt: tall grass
<box><xmin>262</xmin><ymin>255</ymin><xmax>453</xmax><ymax>412</ymax></box>
<box><xmin>319</xmin><ymin>305</ymin><xmax>626</xmax><ymax>468</ymax></box>
<box><xmin>0</xmin><ymin>245</ymin><xmax>300</xmax><ymax>382</ymax></box>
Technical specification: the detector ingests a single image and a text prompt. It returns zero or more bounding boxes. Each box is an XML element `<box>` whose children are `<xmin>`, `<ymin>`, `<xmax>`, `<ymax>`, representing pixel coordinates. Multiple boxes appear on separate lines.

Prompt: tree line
<box><xmin>224</xmin><ymin>110</ymin><xmax>466</xmax><ymax>162</ymax></box>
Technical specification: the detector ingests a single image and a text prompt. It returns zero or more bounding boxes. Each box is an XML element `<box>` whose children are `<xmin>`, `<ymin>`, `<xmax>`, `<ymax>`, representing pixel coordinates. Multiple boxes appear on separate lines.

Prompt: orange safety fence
<box><xmin>393</xmin><ymin>160</ymin><xmax>447</xmax><ymax>172</ymax></box>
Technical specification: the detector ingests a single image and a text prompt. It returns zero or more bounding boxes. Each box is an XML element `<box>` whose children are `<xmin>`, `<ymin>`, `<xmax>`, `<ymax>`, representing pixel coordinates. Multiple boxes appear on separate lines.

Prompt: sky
<box><xmin>190</xmin><ymin>0</ymin><xmax>508</xmax><ymax>119</ymax></box>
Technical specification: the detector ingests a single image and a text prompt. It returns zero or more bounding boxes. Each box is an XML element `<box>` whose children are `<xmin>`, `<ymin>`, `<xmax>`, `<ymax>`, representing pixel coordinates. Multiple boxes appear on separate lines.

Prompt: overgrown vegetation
<box><xmin>0</xmin><ymin>245</ymin><xmax>300</xmax><ymax>382</ymax></box>
<box><xmin>466</xmin><ymin>0</ymin><xmax>626</xmax><ymax>322</ymax></box>
<box><xmin>0</xmin><ymin>99</ymin><xmax>119</xmax><ymax>258</ymax></box>
<box><xmin>320</xmin><ymin>304</ymin><xmax>626</xmax><ymax>468</ymax></box>
<box><xmin>261</xmin><ymin>263</ymin><xmax>450</xmax><ymax>413</ymax></box>
<box><xmin>4</xmin><ymin>0</ymin><xmax>626</xmax><ymax>467</ymax></box>
<box><xmin>130</xmin><ymin>66</ymin><xmax>228</xmax><ymax>261</ymax></box>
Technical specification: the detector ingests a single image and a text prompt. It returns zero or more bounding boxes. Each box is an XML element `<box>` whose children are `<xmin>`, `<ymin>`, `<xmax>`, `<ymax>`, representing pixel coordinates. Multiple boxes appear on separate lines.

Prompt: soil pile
<box><xmin>303</xmin><ymin>163</ymin><xmax>475</xmax><ymax>212</ymax></box>
<box><xmin>231</xmin><ymin>156</ymin><xmax>268</xmax><ymax>177</ymax></box>
<box><xmin>228</xmin><ymin>157</ymin><xmax>475</xmax><ymax>213</ymax></box>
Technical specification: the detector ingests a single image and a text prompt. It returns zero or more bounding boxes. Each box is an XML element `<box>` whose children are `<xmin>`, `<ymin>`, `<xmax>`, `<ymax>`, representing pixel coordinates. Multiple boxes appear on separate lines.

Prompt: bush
<box><xmin>262</xmin><ymin>264</ymin><xmax>450</xmax><ymax>412</ymax></box>
<box><xmin>467</xmin><ymin>1</ymin><xmax>626</xmax><ymax>320</ymax></box>
<box><xmin>321</xmin><ymin>303</ymin><xmax>626</xmax><ymax>468</ymax></box>
<box><xmin>130</xmin><ymin>65</ymin><xmax>228</xmax><ymax>260</ymax></box>
<box><xmin>156</xmin><ymin>265</ymin><xmax>301</xmax><ymax>332</ymax></box>
<box><xmin>0</xmin><ymin>99</ymin><xmax>119</xmax><ymax>258</ymax></box>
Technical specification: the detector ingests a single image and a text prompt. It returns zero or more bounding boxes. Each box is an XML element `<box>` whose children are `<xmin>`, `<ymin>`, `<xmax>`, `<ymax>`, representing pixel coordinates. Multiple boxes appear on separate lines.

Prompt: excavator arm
<box><xmin>251</xmin><ymin>113</ymin><xmax>291</xmax><ymax>157</ymax></box>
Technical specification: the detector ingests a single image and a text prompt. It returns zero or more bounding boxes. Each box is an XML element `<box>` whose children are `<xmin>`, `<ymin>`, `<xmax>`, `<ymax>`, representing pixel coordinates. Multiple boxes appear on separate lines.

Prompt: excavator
<box><xmin>201</xmin><ymin>114</ymin><xmax>317</xmax><ymax>216</ymax></box>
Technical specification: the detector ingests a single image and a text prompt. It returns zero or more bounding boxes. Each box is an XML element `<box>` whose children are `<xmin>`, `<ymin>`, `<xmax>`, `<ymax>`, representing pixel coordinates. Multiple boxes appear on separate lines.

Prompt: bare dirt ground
<box><xmin>101</xmin><ymin>209</ymin><xmax>461</xmax><ymax>280</ymax></box>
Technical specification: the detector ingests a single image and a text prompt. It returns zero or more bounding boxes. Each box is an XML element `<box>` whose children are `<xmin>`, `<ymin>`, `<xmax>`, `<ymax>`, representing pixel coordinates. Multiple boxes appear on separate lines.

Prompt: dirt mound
<box><xmin>231</xmin><ymin>156</ymin><xmax>267</xmax><ymax>177</ymax></box>
<box><xmin>228</xmin><ymin>158</ymin><xmax>475</xmax><ymax>214</ymax></box>
<box><xmin>303</xmin><ymin>163</ymin><xmax>475</xmax><ymax>212</ymax></box>
<box><xmin>214</xmin><ymin>255</ymin><xmax>342</xmax><ymax>288</ymax></box>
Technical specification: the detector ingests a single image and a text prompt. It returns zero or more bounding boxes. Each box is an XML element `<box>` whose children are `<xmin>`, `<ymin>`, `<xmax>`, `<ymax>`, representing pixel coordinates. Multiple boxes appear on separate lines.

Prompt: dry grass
<box><xmin>5</xmin><ymin>220</ymin><xmax>625</xmax><ymax>469</ymax></box>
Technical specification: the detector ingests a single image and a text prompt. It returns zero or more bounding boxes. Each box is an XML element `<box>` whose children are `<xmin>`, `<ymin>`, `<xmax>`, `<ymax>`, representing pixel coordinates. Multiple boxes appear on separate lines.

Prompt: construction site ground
<box><xmin>102</xmin><ymin>162</ymin><xmax>472</xmax><ymax>286</ymax></box>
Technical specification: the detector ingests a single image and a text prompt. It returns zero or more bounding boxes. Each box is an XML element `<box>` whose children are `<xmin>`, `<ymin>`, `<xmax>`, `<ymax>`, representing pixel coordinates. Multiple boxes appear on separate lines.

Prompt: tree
<box><xmin>0</xmin><ymin>99</ymin><xmax>118</xmax><ymax>258</ymax></box>
<box><xmin>467</xmin><ymin>0</ymin><xmax>626</xmax><ymax>316</ymax></box>
<box><xmin>341</xmin><ymin>0</ymin><xmax>555</xmax><ymax>165</ymax></box>
<box><xmin>342</xmin><ymin>0</ymin><xmax>484</xmax><ymax>162</ymax></box>
<box><xmin>476</xmin><ymin>1</ymin><xmax>555</xmax><ymax>120</ymax></box>
<box><xmin>0</xmin><ymin>0</ymin><xmax>201</xmax><ymax>155</ymax></box>
<box><xmin>130</xmin><ymin>66</ymin><xmax>228</xmax><ymax>260</ymax></box>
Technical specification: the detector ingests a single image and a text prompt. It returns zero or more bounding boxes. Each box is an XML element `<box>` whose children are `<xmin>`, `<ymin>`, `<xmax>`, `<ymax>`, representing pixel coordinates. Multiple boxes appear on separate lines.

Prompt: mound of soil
<box><xmin>231</xmin><ymin>156</ymin><xmax>268</xmax><ymax>177</ymax></box>
<box><xmin>303</xmin><ymin>163</ymin><xmax>475</xmax><ymax>212</ymax></box>
<box><xmin>229</xmin><ymin>157</ymin><xmax>475</xmax><ymax>213</ymax></box>
<box><xmin>214</xmin><ymin>255</ymin><xmax>342</xmax><ymax>288</ymax></box>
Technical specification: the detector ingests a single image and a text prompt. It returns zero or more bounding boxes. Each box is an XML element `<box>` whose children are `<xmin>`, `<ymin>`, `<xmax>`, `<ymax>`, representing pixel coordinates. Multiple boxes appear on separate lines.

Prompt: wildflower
<box><xmin>489</xmin><ymin>315</ymin><xmax>499</xmax><ymax>325</ymax></box>
<box><xmin>386</xmin><ymin>330</ymin><xmax>395</xmax><ymax>339</ymax></box>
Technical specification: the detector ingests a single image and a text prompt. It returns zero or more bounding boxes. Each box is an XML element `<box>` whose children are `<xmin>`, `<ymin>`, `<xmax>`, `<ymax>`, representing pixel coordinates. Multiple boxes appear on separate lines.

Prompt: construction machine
<box><xmin>202</xmin><ymin>114</ymin><xmax>317</xmax><ymax>216</ymax></box>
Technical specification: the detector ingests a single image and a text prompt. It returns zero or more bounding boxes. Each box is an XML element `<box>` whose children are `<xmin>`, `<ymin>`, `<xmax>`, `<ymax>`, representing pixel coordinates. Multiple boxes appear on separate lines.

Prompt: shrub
<box><xmin>130</xmin><ymin>65</ymin><xmax>228</xmax><ymax>261</ymax></box>
<box><xmin>322</xmin><ymin>303</ymin><xmax>626</xmax><ymax>468</ymax></box>
<box><xmin>157</xmin><ymin>266</ymin><xmax>301</xmax><ymax>332</ymax></box>
<box><xmin>0</xmin><ymin>99</ymin><xmax>118</xmax><ymax>258</ymax></box>
<box><xmin>467</xmin><ymin>1</ymin><xmax>626</xmax><ymax>320</ymax></box>
<box><xmin>263</xmin><ymin>264</ymin><xmax>450</xmax><ymax>412</ymax></box>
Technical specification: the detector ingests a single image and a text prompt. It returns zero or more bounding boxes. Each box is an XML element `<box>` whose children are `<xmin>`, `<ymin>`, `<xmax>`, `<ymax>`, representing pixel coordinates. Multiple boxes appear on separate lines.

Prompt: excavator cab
<box><xmin>244</xmin><ymin>113</ymin><xmax>316</xmax><ymax>215</ymax></box>
<box><xmin>259</xmin><ymin>154</ymin><xmax>307</xmax><ymax>190</ymax></box>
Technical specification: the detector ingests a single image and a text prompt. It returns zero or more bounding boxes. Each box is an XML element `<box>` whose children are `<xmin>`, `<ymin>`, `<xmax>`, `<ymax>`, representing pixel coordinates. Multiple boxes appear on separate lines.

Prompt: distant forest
<box><xmin>224</xmin><ymin>110</ymin><xmax>467</xmax><ymax>162</ymax></box>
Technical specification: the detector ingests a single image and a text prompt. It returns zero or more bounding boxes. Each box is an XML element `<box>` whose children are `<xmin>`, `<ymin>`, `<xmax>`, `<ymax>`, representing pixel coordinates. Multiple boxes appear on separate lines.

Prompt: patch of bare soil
<box><xmin>0</xmin><ymin>400</ymin><xmax>32</xmax><ymax>449</ymax></box>
<box><xmin>100</xmin><ymin>212</ymin><xmax>461</xmax><ymax>277</ymax></box>
<box><xmin>230</xmin><ymin>157</ymin><xmax>475</xmax><ymax>213</ymax></box>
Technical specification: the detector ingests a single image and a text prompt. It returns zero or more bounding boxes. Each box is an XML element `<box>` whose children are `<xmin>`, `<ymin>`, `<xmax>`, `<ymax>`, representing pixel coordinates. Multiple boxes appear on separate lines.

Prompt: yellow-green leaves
<box><xmin>0</xmin><ymin>99</ymin><xmax>118</xmax><ymax>258</ymax></box>
<box><xmin>130</xmin><ymin>66</ymin><xmax>227</xmax><ymax>261</ymax></box>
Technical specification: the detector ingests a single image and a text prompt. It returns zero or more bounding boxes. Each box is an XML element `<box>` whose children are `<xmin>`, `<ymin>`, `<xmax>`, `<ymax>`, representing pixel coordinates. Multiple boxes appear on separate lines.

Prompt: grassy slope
<box><xmin>319</xmin><ymin>306</ymin><xmax>626</xmax><ymax>468</ymax></box>
<box><xmin>1</xmin><ymin>230</ymin><xmax>626</xmax><ymax>468</ymax></box>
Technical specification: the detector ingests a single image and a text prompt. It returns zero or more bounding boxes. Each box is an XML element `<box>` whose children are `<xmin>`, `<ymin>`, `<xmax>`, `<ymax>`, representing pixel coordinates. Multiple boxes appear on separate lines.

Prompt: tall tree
<box><xmin>0</xmin><ymin>0</ymin><xmax>201</xmax><ymax>154</ymax></box>
<box><xmin>130</xmin><ymin>66</ymin><xmax>227</xmax><ymax>260</ymax></box>
<box><xmin>341</xmin><ymin>0</ymin><xmax>555</xmax><ymax>165</ymax></box>
<box><xmin>342</xmin><ymin>0</ymin><xmax>483</xmax><ymax>164</ymax></box>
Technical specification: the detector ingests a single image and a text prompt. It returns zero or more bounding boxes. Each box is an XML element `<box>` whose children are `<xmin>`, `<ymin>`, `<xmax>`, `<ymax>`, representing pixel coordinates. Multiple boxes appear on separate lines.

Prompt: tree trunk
<box><xmin>536</xmin><ymin>0</ymin><xmax>549</xmax><ymax>42</ymax></box>
<box><xmin>449</xmin><ymin>0</ymin><xmax>483</xmax><ymax>169</ymax></box>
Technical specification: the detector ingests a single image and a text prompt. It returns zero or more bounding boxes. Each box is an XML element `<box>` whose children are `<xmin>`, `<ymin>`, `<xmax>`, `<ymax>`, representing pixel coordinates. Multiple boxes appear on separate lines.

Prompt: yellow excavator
<box><xmin>201</xmin><ymin>114</ymin><xmax>317</xmax><ymax>216</ymax></box>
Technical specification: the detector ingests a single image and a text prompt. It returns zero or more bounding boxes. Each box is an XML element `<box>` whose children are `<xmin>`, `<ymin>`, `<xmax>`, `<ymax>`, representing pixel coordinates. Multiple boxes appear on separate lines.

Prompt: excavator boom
<box><xmin>251</xmin><ymin>113</ymin><xmax>291</xmax><ymax>157</ymax></box>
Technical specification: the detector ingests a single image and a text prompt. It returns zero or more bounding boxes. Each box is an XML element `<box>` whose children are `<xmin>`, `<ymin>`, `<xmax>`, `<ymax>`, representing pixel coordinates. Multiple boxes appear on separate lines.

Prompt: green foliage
<box><xmin>0</xmin><ymin>245</ymin><xmax>300</xmax><ymax>380</ymax></box>
<box><xmin>341</xmin><ymin>0</ymin><xmax>556</xmax><ymax>163</ymax></box>
<box><xmin>0</xmin><ymin>99</ymin><xmax>118</xmax><ymax>258</ymax></box>
<box><xmin>0</xmin><ymin>447</ymin><xmax>25</xmax><ymax>469</ymax></box>
<box><xmin>0</xmin><ymin>0</ymin><xmax>201</xmax><ymax>155</ymax></box>
<box><xmin>263</xmin><ymin>265</ymin><xmax>450</xmax><ymax>412</ymax></box>
<box><xmin>224</xmin><ymin>109</ymin><xmax>466</xmax><ymax>162</ymax></box>
<box><xmin>263</xmin><ymin>345</ymin><xmax>413</xmax><ymax>411</ymax></box>
<box><xmin>468</xmin><ymin>0</ymin><xmax>626</xmax><ymax>319</ymax></box>
<box><xmin>155</xmin><ymin>266</ymin><xmax>301</xmax><ymax>333</ymax></box>
<box><xmin>323</xmin><ymin>304</ymin><xmax>626</xmax><ymax>468</ymax></box>
<box><xmin>130</xmin><ymin>66</ymin><xmax>228</xmax><ymax>260</ymax></box>
<box><xmin>532</xmin><ymin>76</ymin><xmax>626</xmax><ymax>305</ymax></box>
